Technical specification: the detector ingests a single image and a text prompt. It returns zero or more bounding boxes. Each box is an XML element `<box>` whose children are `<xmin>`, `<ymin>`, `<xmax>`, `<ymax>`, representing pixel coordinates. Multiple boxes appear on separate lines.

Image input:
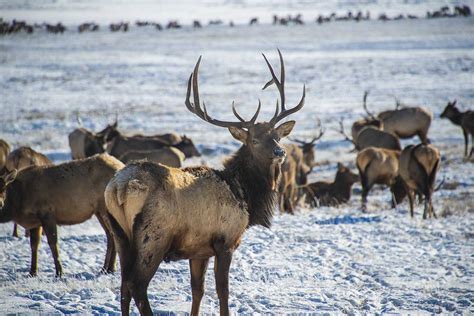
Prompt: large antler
<box><xmin>290</xmin><ymin>118</ymin><xmax>325</xmax><ymax>145</ymax></box>
<box><xmin>336</xmin><ymin>119</ymin><xmax>355</xmax><ymax>145</ymax></box>
<box><xmin>262</xmin><ymin>49</ymin><xmax>305</xmax><ymax>126</ymax></box>
<box><xmin>185</xmin><ymin>56</ymin><xmax>261</xmax><ymax>129</ymax></box>
<box><xmin>362</xmin><ymin>90</ymin><xmax>376</xmax><ymax>120</ymax></box>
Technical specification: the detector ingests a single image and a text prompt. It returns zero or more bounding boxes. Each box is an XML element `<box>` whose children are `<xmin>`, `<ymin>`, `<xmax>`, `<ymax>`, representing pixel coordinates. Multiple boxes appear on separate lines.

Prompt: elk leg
<box><xmin>40</xmin><ymin>216</ymin><xmax>62</xmax><ymax>277</ymax></box>
<box><xmin>29</xmin><ymin>227</ymin><xmax>42</xmax><ymax>277</ymax></box>
<box><xmin>213</xmin><ymin>237</ymin><xmax>233</xmax><ymax>316</ymax></box>
<box><xmin>408</xmin><ymin>190</ymin><xmax>415</xmax><ymax>218</ymax></box>
<box><xmin>12</xmin><ymin>223</ymin><xmax>19</xmax><ymax>237</ymax></box>
<box><xmin>96</xmin><ymin>213</ymin><xmax>116</xmax><ymax>273</ymax></box>
<box><xmin>430</xmin><ymin>199</ymin><xmax>437</xmax><ymax>219</ymax></box>
<box><xmin>462</xmin><ymin>129</ymin><xmax>468</xmax><ymax>157</ymax></box>
<box><xmin>469</xmin><ymin>132</ymin><xmax>474</xmax><ymax>158</ymax></box>
<box><xmin>190</xmin><ymin>258</ymin><xmax>210</xmax><ymax>316</ymax></box>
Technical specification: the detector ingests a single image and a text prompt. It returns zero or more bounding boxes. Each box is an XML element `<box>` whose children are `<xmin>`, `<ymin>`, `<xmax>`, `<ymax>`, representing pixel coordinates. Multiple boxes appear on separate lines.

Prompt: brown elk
<box><xmin>399</xmin><ymin>144</ymin><xmax>441</xmax><ymax>219</ymax></box>
<box><xmin>132</xmin><ymin>132</ymin><xmax>182</xmax><ymax>145</ymax></box>
<box><xmin>440</xmin><ymin>100</ymin><xmax>474</xmax><ymax>158</ymax></box>
<box><xmin>107</xmin><ymin>134</ymin><xmax>200</xmax><ymax>159</ymax></box>
<box><xmin>105</xmin><ymin>50</ymin><xmax>305</xmax><ymax>315</ymax></box>
<box><xmin>351</xmin><ymin>91</ymin><xmax>384</xmax><ymax>141</ymax></box>
<box><xmin>69</xmin><ymin>121</ymin><xmax>119</xmax><ymax>159</ymax></box>
<box><xmin>0</xmin><ymin>139</ymin><xmax>11</xmax><ymax>174</ymax></box>
<box><xmin>362</xmin><ymin>92</ymin><xmax>433</xmax><ymax>143</ymax></box>
<box><xmin>5</xmin><ymin>146</ymin><xmax>54</xmax><ymax>237</ymax></box>
<box><xmin>119</xmin><ymin>147</ymin><xmax>185</xmax><ymax>168</ymax></box>
<box><xmin>339</xmin><ymin>120</ymin><xmax>401</xmax><ymax>151</ymax></box>
<box><xmin>356</xmin><ymin>147</ymin><xmax>406</xmax><ymax>210</ymax></box>
<box><xmin>0</xmin><ymin>154</ymin><xmax>124</xmax><ymax>277</ymax></box>
<box><xmin>278</xmin><ymin>144</ymin><xmax>302</xmax><ymax>214</ymax></box>
<box><xmin>302</xmin><ymin>162</ymin><xmax>359</xmax><ymax>207</ymax></box>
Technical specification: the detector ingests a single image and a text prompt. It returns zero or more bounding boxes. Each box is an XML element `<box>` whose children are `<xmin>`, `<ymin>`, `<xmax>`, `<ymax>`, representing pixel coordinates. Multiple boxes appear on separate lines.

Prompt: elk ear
<box><xmin>3</xmin><ymin>169</ymin><xmax>17</xmax><ymax>185</ymax></box>
<box><xmin>451</xmin><ymin>100</ymin><xmax>457</xmax><ymax>106</ymax></box>
<box><xmin>337</xmin><ymin>162</ymin><xmax>344</xmax><ymax>170</ymax></box>
<box><xmin>112</xmin><ymin>121</ymin><xmax>118</xmax><ymax>128</ymax></box>
<box><xmin>228</xmin><ymin>127</ymin><xmax>248</xmax><ymax>143</ymax></box>
<box><xmin>275</xmin><ymin>120</ymin><xmax>295</xmax><ymax>138</ymax></box>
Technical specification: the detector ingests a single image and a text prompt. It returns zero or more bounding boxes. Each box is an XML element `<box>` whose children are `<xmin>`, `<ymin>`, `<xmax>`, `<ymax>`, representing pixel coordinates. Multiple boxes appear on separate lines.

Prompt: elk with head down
<box><xmin>5</xmin><ymin>146</ymin><xmax>54</xmax><ymax>237</ymax></box>
<box><xmin>302</xmin><ymin>162</ymin><xmax>359</xmax><ymax>207</ymax></box>
<box><xmin>68</xmin><ymin>121</ymin><xmax>119</xmax><ymax>159</ymax></box>
<box><xmin>440</xmin><ymin>100</ymin><xmax>474</xmax><ymax>158</ymax></box>
<box><xmin>105</xmin><ymin>50</ymin><xmax>305</xmax><ymax>315</ymax></box>
<box><xmin>399</xmin><ymin>144</ymin><xmax>440</xmax><ymax>219</ymax></box>
<box><xmin>356</xmin><ymin>147</ymin><xmax>406</xmax><ymax>210</ymax></box>
<box><xmin>361</xmin><ymin>91</ymin><xmax>433</xmax><ymax>144</ymax></box>
<box><xmin>0</xmin><ymin>154</ymin><xmax>124</xmax><ymax>277</ymax></box>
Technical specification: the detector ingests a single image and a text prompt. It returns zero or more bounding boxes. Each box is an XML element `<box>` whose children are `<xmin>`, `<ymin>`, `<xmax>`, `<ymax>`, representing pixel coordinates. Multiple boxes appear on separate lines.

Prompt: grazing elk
<box><xmin>440</xmin><ymin>100</ymin><xmax>474</xmax><ymax>158</ymax></box>
<box><xmin>303</xmin><ymin>163</ymin><xmax>359</xmax><ymax>207</ymax></box>
<box><xmin>339</xmin><ymin>120</ymin><xmax>401</xmax><ymax>151</ymax></box>
<box><xmin>399</xmin><ymin>144</ymin><xmax>441</xmax><ymax>219</ymax></box>
<box><xmin>356</xmin><ymin>147</ymin><xmax>406</xmax><ymax>210</ymax></box>
<box><xmin>0</xmin><ymin>139</ymin><xmax>10</xmax><ymax>174</ymax></box>
<box><xmin>5</xmin><ymin>146</ymin><xmax>54</xmax><ymax>237</ymax></box>
<box><xmin>69</xmin><ymin>121</ymin><xmax>119</xmax><ymax>159</ymax></box>
<box><xmin>119</xmin><ymin>147</ymin><xmax>185</xmax><ymax>168</ymax></box>
<box><xmin>0</xmin><ymin>154</ymin><xmax>124</xmax><ymax>277</ymax></box>
<box><xmin>105</xmin><ymin>50</ymin><xmax>305</xmax><ymax>315</ymax></box>
<box><xmin>107</xmin><ymin>134</ymin><xmax>200</xmax><ymax>159</ymax></box>
<box><xmin>362</xmin><ymin>91</ymin><xmax>433</xmax><ymax>143</ymax></box>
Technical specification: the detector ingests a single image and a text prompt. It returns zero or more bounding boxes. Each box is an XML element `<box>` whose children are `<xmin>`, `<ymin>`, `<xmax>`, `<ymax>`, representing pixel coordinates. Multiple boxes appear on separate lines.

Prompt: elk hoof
<box><xmin>28</xmin><ymin>271</ymin><xmax>37</xmax><ymax>278</ymax></box>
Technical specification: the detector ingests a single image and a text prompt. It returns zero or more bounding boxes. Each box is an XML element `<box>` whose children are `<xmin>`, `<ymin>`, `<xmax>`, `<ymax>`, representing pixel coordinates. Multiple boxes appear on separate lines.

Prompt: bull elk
<box><xmin>0</xmin><ymin>154</ymin><xmax>124</xmax><ymax>277</ymax></box>
<box><xmin>351</xmin><ymin>91</ymin><xmax>384</xmax><ymax>141</ymax></box>
<box><xmin>356</xmin><ymin>147</ymin><xmax>406</xmax><ymax>210</ymax></box>
<box><xmin>302</xmin><ymin>162</ymin><xmax>359</xmax><ymax>207</ymax></box>
<box><xmin>362</xmin><ymin>91</ymin><xmax>433</xmax><ymax>143</ymax></box>
<box><xmin>105</xmin><ymin>50</ymin><xmax>305</xmax><ymax>315</ymax></box>
<box><xmin>5</xmin><ymin>146</ymin><xmax>54</xmax><ymax>237</ymax></box>
<box><xmin>399</xmin><ymin>144</ymin><xmax>441</xmax><ymax>219</ymax></box>
<box><xmin>119</xmin><ymin>147</ymin><xmax>185</xmax><ymax>168</ymax></box>
<box><xmin>0</xmin><ymin>139</ymin><xmax>11</xmax><ymax>174</ymax></box>
<box><xmin>68</xmin><ymin>121</ymin><xmax>119</xmax><ymax>159</ymax></box>
<box><xmin>338</xmin><ymin>119</ymin><xmax>401</xmax><ymax>151</ymax></box>
<box><xmin>440</xmin><ymin>100</ymin><xmax>474</xmax><ymax>158</ymax></box>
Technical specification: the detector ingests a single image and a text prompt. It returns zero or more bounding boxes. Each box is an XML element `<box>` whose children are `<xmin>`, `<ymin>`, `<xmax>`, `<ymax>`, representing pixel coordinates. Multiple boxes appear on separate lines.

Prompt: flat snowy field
<box><xmin>1</xmin><ymin>1</ymin><xmax>474</xmax><ymax>314</ymax></box>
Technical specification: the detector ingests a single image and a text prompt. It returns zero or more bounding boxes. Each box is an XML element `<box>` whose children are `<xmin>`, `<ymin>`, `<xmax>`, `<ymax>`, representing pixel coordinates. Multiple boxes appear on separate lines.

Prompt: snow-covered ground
<box><xmin>1</xmin><ymin>0</ymin><xmax>474</xmax><ymax>314</ymax></box>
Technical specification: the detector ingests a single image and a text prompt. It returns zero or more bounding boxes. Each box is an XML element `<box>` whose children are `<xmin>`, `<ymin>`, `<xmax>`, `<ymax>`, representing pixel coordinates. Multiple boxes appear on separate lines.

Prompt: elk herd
<box><xmin>0</xmin><ymin>51</ymin><xmax>472</xmax><ymax>315</ymax></box>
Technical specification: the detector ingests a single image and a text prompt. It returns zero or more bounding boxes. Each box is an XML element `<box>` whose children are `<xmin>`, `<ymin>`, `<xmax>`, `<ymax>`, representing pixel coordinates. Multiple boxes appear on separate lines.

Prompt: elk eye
<box><xmin>252</xmin><ymin>139</ymin><xmax>259</xmax><ymax>145</ymax></box>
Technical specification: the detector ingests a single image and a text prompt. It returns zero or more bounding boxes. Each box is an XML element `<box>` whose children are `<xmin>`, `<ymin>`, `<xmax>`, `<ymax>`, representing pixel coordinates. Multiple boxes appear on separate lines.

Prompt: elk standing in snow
<box><xmin>5</xmin><ymin>146</ymin><xmax>53</xmax><ymax>237</ymax></box>
<box><xmin>356</xmin><ymin>147</ymin><xmax>406</xmax><ymax>210</ymax></box>
<box><xmin>105</xmin><ymin>50</ymin><xmax>305</xmax><ymax>315</ymax></box>
<box><xmin>399</xmin><ymin>144</ymin><xmax>441</xmax><ymax>219</ymax></box>
<box><xmin>0</xmin><ymin>154</ymin><xmax>124</xmax><ymax>276</ymax></box>
<box><xmin>339</xmin><ymin>119</ymin><xmax>401</xmax><ymax>151</ymax></box>
<box><xmin>440</xmin><ymin>100</ymin><xmax>474</xmax><ymax>158</ymax></box>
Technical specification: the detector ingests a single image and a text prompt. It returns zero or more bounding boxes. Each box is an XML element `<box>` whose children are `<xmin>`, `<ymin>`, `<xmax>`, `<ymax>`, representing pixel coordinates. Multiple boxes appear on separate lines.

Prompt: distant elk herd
<box><xmin>0</xmin><ymin>51</ymin><xmax>473</xmax><ymax>315</ymax></box>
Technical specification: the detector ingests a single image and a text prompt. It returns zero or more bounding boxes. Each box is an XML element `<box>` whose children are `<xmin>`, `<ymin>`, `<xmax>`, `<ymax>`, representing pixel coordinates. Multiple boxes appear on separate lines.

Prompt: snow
<box><xmin>1</xmin><ymin>0</ymin><xmax>474</xmax><ymax>314</ymax></box>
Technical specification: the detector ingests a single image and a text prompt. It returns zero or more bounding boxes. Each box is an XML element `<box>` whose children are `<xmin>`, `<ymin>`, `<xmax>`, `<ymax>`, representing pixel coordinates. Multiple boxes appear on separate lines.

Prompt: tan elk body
<box><xmin>0</xmin><ymin>154</ymin><xmax>124</xmax><ymax>277</ymax></box>
<box><xmin>399</xmin><ymin>144</ymin><xmax>440</xmax><ymax>219</ymax></box>
<box><xmin>5</xmin><ymin>146</ymin><xmax>53</xmax><ymax>237</ymax></box>
<box><xmin>356</xmin><ymin>147</ymin><xmax>405</xmax><ymax>209</ymax></box>
<box><xmin>119</xmin><ymin>147</ymin><xmax>185</xmax><ymax>167</ymax></box>
<box><xmin>105</xmin><ymin>51</ymin><xmax>305</xmax><ymax>316</ymax></box>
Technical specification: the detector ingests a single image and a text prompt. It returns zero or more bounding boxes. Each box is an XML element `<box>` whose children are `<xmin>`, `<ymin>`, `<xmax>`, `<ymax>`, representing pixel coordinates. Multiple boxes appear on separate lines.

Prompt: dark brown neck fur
<box><xmin>0</xmin><ymin>181</ymin><xmax>21</xmax><ymax>223</ymax></box>
<box><xmin>217</xmin><ymin>145</ymin><xmax>278</xmax><ymax>228</ymax></box>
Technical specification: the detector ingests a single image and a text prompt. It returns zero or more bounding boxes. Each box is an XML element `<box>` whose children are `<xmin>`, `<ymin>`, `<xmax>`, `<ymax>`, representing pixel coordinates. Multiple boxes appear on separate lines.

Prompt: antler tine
<box><xmin>362</xmin><ymin>90</ymin><xmax>376</xmax><ymax>120</ymax></box>
<box><xmin>184</xmin><ymin>57</ymin><xmax>259</xmax><ymax>129</ymax></box>
<box><xmin>262</xmin><ymin>52</ymin><xmax>285</xmax><ymax>111</ymax></box>
<box><xmin>232</xmin><ymin>101</ymin><xmax>246</xmax><ymax>122</ymax></box>
<box><xmin>250</xmin><ymin>99</ymin><xmax>261</xmax><ymax>123</ymax></box>
<box><xmin>336</xmin><ymin>119</ymin><xmax>354</xmax><ymax>144</ymax></box>
<box><xmin>270</xmin><ymin>84</ymin><xmax>306</xmax><ymax>125</ymax></box>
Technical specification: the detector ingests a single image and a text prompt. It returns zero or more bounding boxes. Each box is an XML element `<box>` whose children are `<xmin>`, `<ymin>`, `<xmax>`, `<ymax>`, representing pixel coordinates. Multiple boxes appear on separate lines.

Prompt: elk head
<box><xmin>178</xmin><ymin>135</ymin><xmax>201</xmax><ymax>157</ymax></box>
<box><xmin>290</xmin><ymin>118</ymin><xmax>324</xmax><ymax>168</ymax></box>
<box><xmin>0</xmin><ymin>169</ymin><xmax>16</xmax><ymax>209</ymax></box>
<box><xmin>440</xmin><ymin>100</ymin><xmax>459</xmax><ymax>119</ymax></box>
<box><xmin>185</xmin><ymin>50</ymin><xmax>305</xmax><ymax>178</ymax></box>
<box><xmin>97</xmin><ymin>120</ymin><xmax>119</xmax><ymax>144</ymax></box>
<box><xmin>335</xmin><ymin>162</ymin><xmax>359</xmax><ymax>185</ymax></box>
